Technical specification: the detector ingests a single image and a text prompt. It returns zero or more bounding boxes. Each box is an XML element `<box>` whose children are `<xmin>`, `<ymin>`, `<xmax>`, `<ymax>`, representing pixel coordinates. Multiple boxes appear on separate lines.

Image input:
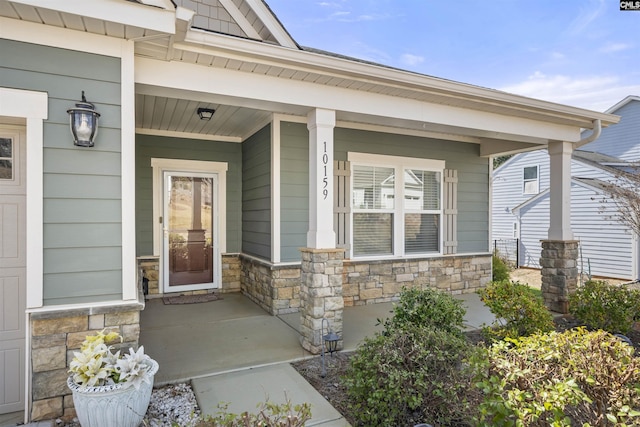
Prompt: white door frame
<box><xmin>162</xmin><ymin>171</ymin><xmax>220</xmax><ymax>292</ymax></box>
<box><xmin>151</xmin><ymin>158</ymin><xmax>227</xmax><ymax>293</ymax></box>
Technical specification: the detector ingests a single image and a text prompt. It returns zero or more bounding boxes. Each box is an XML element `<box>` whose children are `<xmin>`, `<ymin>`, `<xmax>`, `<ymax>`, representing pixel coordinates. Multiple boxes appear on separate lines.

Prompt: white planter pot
<box><xmin>67</xmin><ymin>359</ymin><xmax>159</xmax><ymax>427</ymax></box>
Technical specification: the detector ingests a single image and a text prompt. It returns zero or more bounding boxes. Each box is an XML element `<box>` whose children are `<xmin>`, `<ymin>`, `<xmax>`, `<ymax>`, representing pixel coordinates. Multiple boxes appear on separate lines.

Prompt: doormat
<box><xmin>162</xmin><ymin>293</ymin><xmax>222</xmax><ymax>305</ymax></box>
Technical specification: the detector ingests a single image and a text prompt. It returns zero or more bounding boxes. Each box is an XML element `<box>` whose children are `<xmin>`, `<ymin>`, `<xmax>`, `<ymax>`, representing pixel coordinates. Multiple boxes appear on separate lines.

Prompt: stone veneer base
<box><xmin>29</xmin><ymin>300</ymin><xmax>144</xmax><ymax>422</ymax></box>
<box><xmin>540</xmin><ymin>240</ymin><xmax>579</xmax><ymax>314</ymax></box>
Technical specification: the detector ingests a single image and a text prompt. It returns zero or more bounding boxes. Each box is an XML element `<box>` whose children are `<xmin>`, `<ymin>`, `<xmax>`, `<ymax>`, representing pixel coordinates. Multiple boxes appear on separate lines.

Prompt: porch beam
<box><xmin>547</xmin><ymin>141</ymin><xmax>573</xmax><ymax>240</ymax></box>
<box><xmin>307</xmin><ymin>109</ymin><xmax>336</xmax><ymax>249</ymax></box>
<box><xmin>135</xmin><ymin>58</ymin><xmax>583</xmax><ymax>144</ymax></box>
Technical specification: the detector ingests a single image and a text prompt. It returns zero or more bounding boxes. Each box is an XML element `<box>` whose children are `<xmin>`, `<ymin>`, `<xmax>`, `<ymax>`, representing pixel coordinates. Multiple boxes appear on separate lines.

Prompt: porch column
<box><xmin>299</xmin><ymin>248</ymin><xmax>344</xmax><ymax>354</ymax></box>
<box><xmin>306</xmin><ymin>108</ymin><xmax>336</xmax><ymax>248</ymax></box>
<box><xmin>541</xmin><ymin>141</ymin><xmax>577</xmax><ymax>313</ymax></box>
<box><xmin>300</xmin><ymin>109</ymin><xmax>343</xmax><ymax>355</ymax></box>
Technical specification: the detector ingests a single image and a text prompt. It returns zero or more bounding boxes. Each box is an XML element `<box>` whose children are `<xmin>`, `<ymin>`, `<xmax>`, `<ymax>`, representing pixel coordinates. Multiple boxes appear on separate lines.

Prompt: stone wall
<box><xmin>30</xmin><ymin>302</ymin><xmax>144</xmax><ymax>421</ymax></box>
<box><xmin>241</xmin><ymin>253</ymin><xmax>491</xmax><ymax>313</ymax></box>
<box><xmin>136</xmin><ymin>254</ymin><xmax>241</xmax><ymax>297</ymax></box>
<box><xmin>240</xmin><ymin>255</ymin><xmax>301</xmax><ymax>315</ymax></box>
<box><xmin>343</xmin><ymin>254</ymin><xmax>492</xmax><ymax>306</ymax></box>
<box><xmin>540</xmin><ymin>240</ymin><xmax>579</xmax><ymax>314</ymax></box>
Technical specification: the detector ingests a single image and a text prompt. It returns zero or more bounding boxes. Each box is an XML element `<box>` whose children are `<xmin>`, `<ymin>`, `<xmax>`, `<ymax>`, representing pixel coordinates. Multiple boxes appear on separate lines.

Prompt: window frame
<box><xmin>348</xmin><ymin>152</ymin><xmax>445</xmax><ymax>259</ymax></box>
<box><xmin>522</xmin><ymin>165</ymin><xmax>539</xmax><ymax>195</ymax></box>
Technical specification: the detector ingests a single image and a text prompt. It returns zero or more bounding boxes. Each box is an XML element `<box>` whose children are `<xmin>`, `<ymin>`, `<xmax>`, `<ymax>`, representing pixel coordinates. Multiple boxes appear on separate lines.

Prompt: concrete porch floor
<box><xmin>139</xmin><ymin>292</ymin><xmax>493</xmax><ymax>385</ymax></box>
<box><xmin>136</xmin><ymin>292</ymin><xmax>494</xmax><ymax>426</ymax></box>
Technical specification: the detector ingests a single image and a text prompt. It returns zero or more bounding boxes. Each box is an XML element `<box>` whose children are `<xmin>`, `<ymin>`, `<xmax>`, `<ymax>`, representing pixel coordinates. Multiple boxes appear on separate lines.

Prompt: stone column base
<box><xmin>299</xmin><ymin>248</ymin><xmax>344</xmax><ymax>354</ymax></box>
<box><xmin>540</xmin><ymin>240</ymin><xmax>579</xmax><ymax>314</ymax></box>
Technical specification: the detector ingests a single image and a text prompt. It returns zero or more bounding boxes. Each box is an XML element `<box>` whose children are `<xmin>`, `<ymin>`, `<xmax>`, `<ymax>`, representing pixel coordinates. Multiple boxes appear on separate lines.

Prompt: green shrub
<box><xmin>197</xmin><ymin>398</ymin><xmax>311</xmax><ymax>427</ymax></box>
<box><xmin>478</xmin><ymin>280</ymin><xmax>554</xmax><ymax>341</ymax></box>
<box><xmin>343</xmin><ymin>324</ymin><xmax>478</xmax><ymax>426</ymax></box>
<box><xmin>471</xmin><ymin>328</ymin><xmax>640</xmax><ymax>426</ymax></box>
<box><xmin>492</xmin><ymin>253</ymin><xmax>511</xmax><ymax>282</ymax></box>
<box><xmin>569</xmin><ymin>279</ymin><xmax>640</xmax><ymax>334</ymax></box>
<box><xmin>381</xmin><ymin>286</ymin><xmax>466</xmax><ymax>338</ymax></box>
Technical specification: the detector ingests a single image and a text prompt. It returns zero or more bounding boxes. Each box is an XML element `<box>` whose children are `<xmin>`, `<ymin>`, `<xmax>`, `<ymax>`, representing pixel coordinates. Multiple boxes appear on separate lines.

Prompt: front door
<box><xmin>163</xmin><ymin>172</ymin><xmax>219</xmax><ymax>292</ymax></box>
<box><xmin>0</xmin><ymin>126</ymin><xmax>26</xmax><ymax>414</ymax></box>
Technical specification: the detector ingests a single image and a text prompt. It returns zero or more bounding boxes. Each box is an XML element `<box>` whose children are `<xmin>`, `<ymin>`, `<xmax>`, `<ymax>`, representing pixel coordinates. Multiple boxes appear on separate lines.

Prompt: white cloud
<box><xmin>499</xmin><ymin>71</ymin><xmax>640</xmax><ymax>112</ymax></box>
<box><xmin>401</xmin><ymin>53</ymin><xmax>424</xmax><ymax>67</ymax></box>
<box><xmin>566</xmin><ymin>0</ymin><xmax>606</xmax><ymax>36</ymax></box>
<box><xmin>599</xmin><ymin>42</ymin><xmax>633</xmax><ymax>53</ymax></box>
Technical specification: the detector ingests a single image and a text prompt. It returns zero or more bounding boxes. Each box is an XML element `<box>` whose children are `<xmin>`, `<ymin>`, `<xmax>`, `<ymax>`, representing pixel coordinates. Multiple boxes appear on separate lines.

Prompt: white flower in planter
<box><xmin>115</xmin><ymin>346</ymin><xmax>152</xmax><ymax>390</ymax></box>
<box><xmin>69</xmin><ymin>329</ymin><xmax>153</xmax><ymax>389</ymax></box>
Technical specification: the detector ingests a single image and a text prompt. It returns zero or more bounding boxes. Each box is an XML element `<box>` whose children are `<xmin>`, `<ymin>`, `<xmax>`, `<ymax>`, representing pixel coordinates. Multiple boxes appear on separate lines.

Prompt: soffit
<box><xmin>0</xmin><ymin>0</ymin><xmax>174</xmax><ymax>38</ymax></box>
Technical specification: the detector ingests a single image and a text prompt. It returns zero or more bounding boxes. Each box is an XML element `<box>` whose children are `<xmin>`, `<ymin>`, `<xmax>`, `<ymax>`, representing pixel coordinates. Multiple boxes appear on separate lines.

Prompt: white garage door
<box><xmin>0</xmin><ymin>127</ymin><xmax>26</xmax><ymax>414</ymax></box>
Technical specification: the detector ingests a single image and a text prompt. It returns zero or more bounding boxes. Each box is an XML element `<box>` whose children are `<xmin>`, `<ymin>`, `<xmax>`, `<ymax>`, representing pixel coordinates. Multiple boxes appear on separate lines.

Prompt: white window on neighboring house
<box><xmin>523</xmin><ymin>165</ymin><xmax>539</xmax><ymax>194</ymax></box>
<box><xmin>350</xmin><ymin>153</ymin><xmax>444</xmax><ymax>258</ymax></box>
<box><xmin>513</xmin><ymin>222</ymin><xmax>519</xmax><ymax>239</ymax></box>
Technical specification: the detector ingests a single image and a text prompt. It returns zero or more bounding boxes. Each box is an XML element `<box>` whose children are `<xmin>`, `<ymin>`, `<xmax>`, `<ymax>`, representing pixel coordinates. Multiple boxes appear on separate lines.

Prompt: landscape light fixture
<box><xmin>67</xmin><ymin>91</ymin><xmax>100</xmax><ymax>147</ymax></box>
<box><xmin>320</xmin><ymin>318</ymin><xmax>340</xmax><ymax>378</ymax></box>
<box><xmin>197</xmin><ymin>107</ymin><xmax>215</xmax><ymax>120</ymax></box>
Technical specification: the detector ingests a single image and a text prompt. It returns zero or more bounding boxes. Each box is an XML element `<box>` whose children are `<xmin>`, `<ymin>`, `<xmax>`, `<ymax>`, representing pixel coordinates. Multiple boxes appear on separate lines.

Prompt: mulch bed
<box><xmin>291</xmin><ymin>316</ymin><xmax>640</xmax><ymax>426</ymax></box>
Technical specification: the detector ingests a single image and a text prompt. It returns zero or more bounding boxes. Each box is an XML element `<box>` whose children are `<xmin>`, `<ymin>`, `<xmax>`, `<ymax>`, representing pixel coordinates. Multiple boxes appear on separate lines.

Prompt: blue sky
<box><xmin>265</xmin><ymin>0</ymin><xmax>640</xmax><ymax>112</ymax></box>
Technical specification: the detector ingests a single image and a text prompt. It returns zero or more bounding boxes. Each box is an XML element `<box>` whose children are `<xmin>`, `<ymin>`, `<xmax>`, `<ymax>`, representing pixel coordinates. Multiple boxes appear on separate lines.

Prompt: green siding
<box><xmin>1</xmin><ymin>38</ymin><xmax>123</xmax><ymax>305</ymax></box>
<box><xmin>135</xmin><ymin>134</ymin><xmax>243</xmax><ymax>256</ymax></box>
<box><xmin>278</xmin><ymin>122</ymin><xmax>490</xmax><ymax>257</ymax></box>
<box><xmin>334</xmin><ymin>127</ymin><xmax>489</xmax><ymax>254</ymax></box>
<box><xmin>242</xmin><ymin>125</ymin><xmax>271</xmax><ymax>260</ymax></box>
<box><xmin>280</xmin><ymin>122</ymin><xmax>309</xmax><ymax>262</ymax></box>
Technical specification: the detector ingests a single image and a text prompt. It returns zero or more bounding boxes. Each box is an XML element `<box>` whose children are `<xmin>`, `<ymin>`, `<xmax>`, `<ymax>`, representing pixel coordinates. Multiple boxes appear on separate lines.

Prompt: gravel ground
<box><xmin>57</xmin><ymin>383</ymin><xmax>201</xmax><ymax>427</ymax></box>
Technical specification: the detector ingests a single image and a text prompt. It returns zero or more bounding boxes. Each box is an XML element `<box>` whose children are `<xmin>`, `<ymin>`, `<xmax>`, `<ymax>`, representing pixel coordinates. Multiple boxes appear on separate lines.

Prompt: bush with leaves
<box><xmin>380</xmin><ymin>286</ymin><xmax>467</xmax><ymax>338</ymax></box>
<box><xmin>478</xmin><ymin>280</ymin><xmax>554</xmax><ymax>341</ymax></box>
<box><xmin>197</xmin><ymin>398</ymin><xmax>311</xmax><ymax>427</ymax></box>
<box><xmin>343</xmin><ymin>324</ymin><xmax>479</xmax><ymax>426</ymax></box>
<box><xmin>569</xmin><ymin>279</ymin><xmax>640</xmax><ymax>335</ymax></box>
<box><xmin>492</xmin><ymin>253</ymin><xmax>511</xmax><ymax>282</ymax></box>
<box><xmin>471</xmin><ymin>327</ymin><xmax>640</xmax><ymax>426</ymax></box>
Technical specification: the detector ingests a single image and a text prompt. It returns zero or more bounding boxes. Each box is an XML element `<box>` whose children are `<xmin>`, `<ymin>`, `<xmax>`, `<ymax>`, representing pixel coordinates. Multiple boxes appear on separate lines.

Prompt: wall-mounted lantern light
<box><xmin>67</xmin><ymin>91</ymin><xmax>100</xmax><ymax>147</ymax></box>
<box><xmin>197</xmin><ymin>107</ymin><xmax>215</xmax><ymax>121</ymax></box>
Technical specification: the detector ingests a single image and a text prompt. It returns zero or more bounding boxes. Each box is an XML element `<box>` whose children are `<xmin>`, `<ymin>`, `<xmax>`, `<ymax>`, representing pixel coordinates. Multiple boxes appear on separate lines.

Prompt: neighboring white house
<box><xmin>492</xmin><ymin>96</ymin><xmax>640</xmax><ymax>281</ymax></box>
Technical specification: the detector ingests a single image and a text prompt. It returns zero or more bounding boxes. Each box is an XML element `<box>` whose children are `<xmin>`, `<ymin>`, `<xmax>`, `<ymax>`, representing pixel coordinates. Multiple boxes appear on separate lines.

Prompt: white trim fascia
<box><xmin>336</xmin><ymin>120</ymin><xmax>480</xmax><ymax>144</ymax></box>
<box><xmin>271</xmin><ymin>114</ymin><xmax>281</xmax><ymax>263</ymax></box>
<box><xmin>178</xmin><ymin>31</ymin><xmax>617</xmax><ymax>128</ymax></box>
<box><xmin>0</xmin><ymin>17</ymin><xmax>130</xmax><ymax>57</ymax></box>
<box><xmin>218</xmin><ymin>0</ymin><xmax>262</xmax><ymax>40</ymax></box>
<box><xmin>25</xmin><ymin>298</ymin><xmax>144</xmax><ymax>315</ymax></box>
<box><xmin>136</xmin><ymin>57</ymin><xmax>582</xmax><ymax>144</ymax></box>
<box><xmin>136</xmin><ymin>128</ymin><xmax>242</xmax><ymax>143</ymax></box>
<box><xmin>11</xmin><ymin>0</ymin><xmax>176</xmax><ymax>34</ymax></box>
<box><xmin>273</xmin><ymin>114</ymin><xmax>481</xmax><ymax>144</ymax></box>
<box><xmin>512</xmin><ymin>188</ymin><xmax>550</xmax><ymax>214</ymax></box>
<box><xmin>121</xmin><ymin>40</ymin><xmax>137</xmax><ymax>301</ymax></box>
<box><xmin>348</xmin><ymin>152</ymin><xmax>446</xmax><ymax>170</ymax></box>
<box><xmin>244</xmin><ymin>0</ymin><xmax>298</xmax><ymax>48</ymax></box>
<box><xmin>606</xmin><ymin>95</ymin><xmax>640</xmax><ymax>114</ymax></box>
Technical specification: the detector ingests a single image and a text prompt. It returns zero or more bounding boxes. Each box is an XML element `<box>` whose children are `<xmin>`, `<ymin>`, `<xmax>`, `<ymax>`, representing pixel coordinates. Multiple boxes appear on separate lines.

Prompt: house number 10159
<box><xmin>322</xmin><ymin>141</ymin><xmax>329</xmax><ymax>200</ymax></box>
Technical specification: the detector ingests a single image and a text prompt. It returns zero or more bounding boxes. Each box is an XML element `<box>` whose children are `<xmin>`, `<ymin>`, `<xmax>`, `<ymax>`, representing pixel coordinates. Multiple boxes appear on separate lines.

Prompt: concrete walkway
<box><xmin>9</xmin><ymin>291</ymin><xmax>494</xmax><ymax>427</ymax></box>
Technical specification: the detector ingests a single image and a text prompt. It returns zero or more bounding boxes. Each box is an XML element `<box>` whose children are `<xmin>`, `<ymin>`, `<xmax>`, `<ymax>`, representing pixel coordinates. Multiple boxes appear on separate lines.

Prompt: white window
<box><xmin>513</xmin><ymin>222</ymin><xmax>519</xmax><ymax>239</ymax></box>
<box><xmin>349</xmin><ymin>153</ymin><xmax>444</xmax><ymax>258</ymax></box>
<box><xmin>523</xmin><ymin>165</ymin><xmax>539</xmax><ymax>194</ymax></box>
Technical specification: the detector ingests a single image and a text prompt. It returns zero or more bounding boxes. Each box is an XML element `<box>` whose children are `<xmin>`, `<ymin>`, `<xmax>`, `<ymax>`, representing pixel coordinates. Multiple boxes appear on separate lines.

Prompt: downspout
<box><xmin>573</xmin><ymin>119</ymin><xmax>602</xmax><ymax>149</ymax></box>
